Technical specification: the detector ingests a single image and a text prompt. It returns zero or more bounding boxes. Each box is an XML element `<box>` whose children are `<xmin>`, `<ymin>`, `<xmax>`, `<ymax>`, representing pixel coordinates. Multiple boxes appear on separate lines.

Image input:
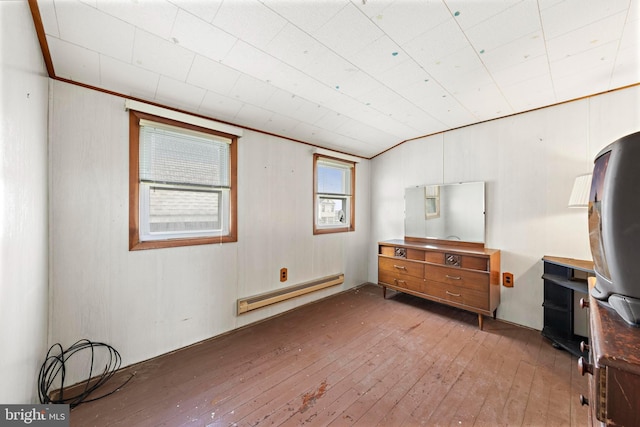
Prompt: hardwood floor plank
<box><xmin>66</xmin><ymin>284</ymin><xmax>586</xmax><ymax>427</ymax></box>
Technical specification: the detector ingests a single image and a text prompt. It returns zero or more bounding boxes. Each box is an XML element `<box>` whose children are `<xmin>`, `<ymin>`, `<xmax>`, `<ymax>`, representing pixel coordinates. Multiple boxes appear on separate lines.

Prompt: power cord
<box><xmin>38</xmin><ymin>339</ymin><xmax>134</xmax><ymax>408</ymax></box>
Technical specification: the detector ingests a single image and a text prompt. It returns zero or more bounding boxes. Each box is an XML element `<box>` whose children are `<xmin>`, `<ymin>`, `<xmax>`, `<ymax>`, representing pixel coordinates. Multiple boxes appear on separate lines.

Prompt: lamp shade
<box><xmin>568</xmin><ymin>173</ymin><xmax>592</xmax><ymax>208</ymax></box>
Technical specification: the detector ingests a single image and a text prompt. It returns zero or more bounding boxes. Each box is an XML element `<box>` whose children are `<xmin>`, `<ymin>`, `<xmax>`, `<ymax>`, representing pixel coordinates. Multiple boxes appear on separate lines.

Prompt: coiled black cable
<box><xmin>38</xmin><ymin>339</ymin><xmax>134</xmax><ymax>408</ymax></box>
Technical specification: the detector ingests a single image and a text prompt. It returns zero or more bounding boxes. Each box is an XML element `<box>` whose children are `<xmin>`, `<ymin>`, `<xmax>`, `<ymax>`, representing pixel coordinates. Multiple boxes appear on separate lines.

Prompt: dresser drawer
<box><xmin>379</xmin><ymin>271</ymin><xmax>425</xmax><ymax>292</ymax></box>
<box><xmin>425</xmin><ymin>264</ymin><xmax>488</xmax><ymax>292</ymax></box>
<box><xmin>426</xmin><ymin>280</ymin><xmax>489</xmax><ymax>310</ymax></box>
<box><xmin>379</xmin><ymin>257</ymin><xmax>424</xmax><ymax>279</ymax></box>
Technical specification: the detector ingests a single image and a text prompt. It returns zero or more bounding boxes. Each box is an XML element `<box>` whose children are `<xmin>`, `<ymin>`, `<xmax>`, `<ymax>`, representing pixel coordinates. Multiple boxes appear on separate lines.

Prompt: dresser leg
<box><xmin>382</xmin><ymin>286</ymin><xmax>387</xmax><ymax>299</ymax></box>
<box><xmin>478</xmin><ymin>314</ymin><xmax>484</xmax><ymax>330</ymax></box>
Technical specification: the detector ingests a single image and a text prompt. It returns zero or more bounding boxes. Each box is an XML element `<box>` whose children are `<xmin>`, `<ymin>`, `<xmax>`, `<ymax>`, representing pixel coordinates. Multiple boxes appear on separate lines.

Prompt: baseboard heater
<box><xmin>237</xmin><ymin>273</ymin><xmax>344</xmax><ymax>315</ymax></box>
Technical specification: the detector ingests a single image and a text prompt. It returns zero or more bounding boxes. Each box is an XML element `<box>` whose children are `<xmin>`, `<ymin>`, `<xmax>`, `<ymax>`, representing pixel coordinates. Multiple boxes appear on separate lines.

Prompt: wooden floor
<box><xmin>69</xmin><ymin>284</ymin><xmax>587</xmax><ymax>427</ymax></box>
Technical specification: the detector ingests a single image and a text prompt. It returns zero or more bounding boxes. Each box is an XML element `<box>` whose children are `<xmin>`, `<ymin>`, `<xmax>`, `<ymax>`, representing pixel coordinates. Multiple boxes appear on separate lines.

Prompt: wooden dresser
<box><xmin>579</xmin><ymin>286</ymin><xmax>640</xmax><ymax>426</ymax></box>
<box><xmin>378</xmin><ymin>238</ymin><xmax>500</xmax><ymax>329</ymax></box>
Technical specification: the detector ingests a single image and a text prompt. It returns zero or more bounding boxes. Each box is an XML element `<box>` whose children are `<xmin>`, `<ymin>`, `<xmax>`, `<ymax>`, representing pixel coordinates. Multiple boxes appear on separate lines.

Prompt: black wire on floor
<box><xmin>38</xmin><ymin>339</ymin><xmax>134</xmax><ymax>408</ymax></box>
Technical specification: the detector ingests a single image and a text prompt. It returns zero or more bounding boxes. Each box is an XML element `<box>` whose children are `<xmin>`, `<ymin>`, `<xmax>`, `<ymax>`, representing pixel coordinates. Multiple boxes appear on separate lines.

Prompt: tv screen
<box><xmin>588</xmin><ymin>150</ymin><xmax>611</xmax><ymax>283</ymax></box>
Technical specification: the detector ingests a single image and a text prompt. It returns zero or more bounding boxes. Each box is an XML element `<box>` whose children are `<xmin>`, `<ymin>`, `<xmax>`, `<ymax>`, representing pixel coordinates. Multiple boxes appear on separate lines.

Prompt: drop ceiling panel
<box><xmin>132</xmin><ymin>29</ymin><xmax>195</xmax><ymax>81</ymax></box>
<box><xmin>546</xmin><ymin>12</ymin><xmax>628</xmax><ymax>62</ymax></box>
<box><xmin>100</xmin><ymin>55</ymin><xmax>160</xmax><ymax>99</ymax></box>
<box><xmin>170</xmin><ymin>9</ymin><xmax>237</xmax><ymax>61</ymax></box>
<box><xmin>53</xmin><ymin>0</ymin><xmax>135</xmax><ymax>63</ymax></box>
<box><xmin>213</xmin><ymin>0</ymin><xmax>287</xmax><ymax>50</ymax></box>
<box><xmin>47</xmin><ymin>36</ymin><xmax>100</xmax><ymax>86</ymax></box>
<box><xmin>369</xmin><ymin>0</ymin><xmax>452</xmax><ymax>45</ymax></box>
<box><xmin>540</xmin><ymin>0</ymin><xmax>631</xmax><ymax>40</ymax></box>
<box><xmin>263</xmin><ymin>0</ymin><xmax>347</xmax><ymax>34</ymax></box>
<box><xmin>155</xmin><ymin>76</ymin><xmax>206</xmax><ymax>111</ymax></box>
<box><xmin>464</xmin><ymin>0</ymin><xmax>541</xmax><ymax>53</ymax></box>
<box><xmin>187</xmin><ymin>55</ymin><xmax>241</xmax><ymax>95</ymax></box>
<box><xmin>444</xmin><ymin>0</ymin><xmax>521</xmax><ymax>31</ymax></box>
<box><xmin>95</xmin><ymin>0</ymin><xmax>178</xmax><ymax>40</ymax></box>
<box><xmin>312</xmin><ymin>3</ymin><xmax>384</xmax><ymax>58</ymax></box>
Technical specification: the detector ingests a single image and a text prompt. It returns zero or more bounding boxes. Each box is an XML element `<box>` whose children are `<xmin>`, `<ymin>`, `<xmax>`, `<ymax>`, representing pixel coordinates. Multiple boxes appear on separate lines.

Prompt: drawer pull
<box><xmin>578</xmin><ymin>357</ymin><xmax>593</xmax><ymax>376</ymax></box>
<box><xmin>394</xmin><ymin>279</ymin><xmax>407</xmax><ymax>285</ymax></box>
<box><xmin>580</xmin><ymin>298</ymin><xmax>589</xmax><ymax>309</ymax></box>
<box><xmin>579</xmin><ymin>395</ymin><xmax>589</xmax><ymax>406</ymax></box>
<box><xmin>446</xmin><ymin>291</ymin><xmax>461</xmax><ymax>297</ymax></box>
<box><xmin>446</xmin><ymin>275</ymin><xmax>462</xmax><ymax>280</ymax></box>
<box><xmin>393</xmin><ymin>265</ymin><xmax>407</xmax><ymax>271</ymax></box>
<box><xmin>580</xmin><ymin>341</ymin><xmax>590</xmax><ymax>353</ymax></box>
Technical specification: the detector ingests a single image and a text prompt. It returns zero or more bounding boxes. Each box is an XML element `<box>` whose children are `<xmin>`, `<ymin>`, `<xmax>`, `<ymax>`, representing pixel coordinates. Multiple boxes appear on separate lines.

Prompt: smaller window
<box><xmin>313</xmin><ymin>154</ymin><xmax>355</xmax><ymax>234</ymax></box>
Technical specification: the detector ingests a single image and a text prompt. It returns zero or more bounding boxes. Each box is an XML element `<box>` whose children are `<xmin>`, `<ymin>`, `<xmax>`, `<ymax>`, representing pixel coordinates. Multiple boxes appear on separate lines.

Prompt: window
<box><xmin>129</xmin><ymin>110</ymin><xmax>237</xmax><ymax>250</ymax></box>
<box><xmin>313</xmin><ymin>154</ymin><xmax>355</xmax><ymax>234</ymax></box>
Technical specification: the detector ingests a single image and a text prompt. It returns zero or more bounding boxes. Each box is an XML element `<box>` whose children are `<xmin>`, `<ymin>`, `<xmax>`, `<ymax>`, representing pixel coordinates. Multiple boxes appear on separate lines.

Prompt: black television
<box><xmin>589</xmin><ymin>130</ymin><xmax>640</xmax><ymax>326</ymax></box>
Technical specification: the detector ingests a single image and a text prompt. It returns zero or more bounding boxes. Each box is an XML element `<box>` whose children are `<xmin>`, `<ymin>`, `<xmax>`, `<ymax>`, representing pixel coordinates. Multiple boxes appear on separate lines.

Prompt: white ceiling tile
<box><xmin>100</xmin><ymin>55</ymin><xmax>160</xmax><ymax>99</ymax></box>
<box><xmin>620</xmin><ymin>10</ymin><xmax>639</xmax><ymax>49</ymax></box>
<box><xmin>464</xmin><ymin>0</ymin><xmax>541</xmax><ymax>52</ymax></box>
<box><xmin>610</xmin><ymin>45</ymin><xmax>640</xmax><ymax>88</ymax></box>
<box><xmin>553</xmin><ymin>64</ymin><xmax>612</xmax><ymax>101</ymax></box>
<box><xmin>38</xmin><ymin>0</ymin><xmax>59</xmax><ymax>37</ymax></box>
<box><xmin>480</xmin><ymin>31</ymin><xmax>546</xmax><ymax>73</ymax></box>
<box><xmin>222</xmin><ymin>41</ymin><xmax>284</xmax><ymax>83</ymax></box>
<box><xmin>549</xmin><ymin>39</ymin><xmax>619</xmax><ymax>80</ymax></box>
<box><xmin>54</xmin><ymin>0</ymin><xmax>135</xmax><ymax>63</ymax></box>
<box><xmin>370</xmin><ymin>0</ymin><xmax>451</xmax><ymax>45</ymax></box>
<box><xmin>376</xmin><ymin>60</ymin><xmax>433</xmax><ymax>92</ymax></box>
<box><xmin>47</xmin><ymin>36</ymin><xmax>100</xmax><ymax>85</ymax></box>
<box><xmin>313</xmin><ymin>3</ymin><xmax>384</xmax><ymax>58</ymax></box>
<box><xmin>155</xmin><ymin>76</ymin><xmax>206</xmax><ymax>111</ymax></box>
<box><xmin>187</xmin><ymin>55</ymin><xmax>241</xmax><ymax>95</ymax></box>
<box><xmin>199</xmin><ymin>91</ymin><xmax>245</xmax><ymax>121</ymax></box>
<box><xmin>424</xmin><ymin>46</ymin><xmax>486</xmax><ymax>87</ymax></box>
<box><xmin>350</xmin><ymin>36</ymin><xmax>406</xmax><ymax>77</ymax></box>
<box><xmin>313</xmin><ymin>111</ymin><xmax>350</xmax><ymax>132</ymax></box>
<box><xmin>501</xmin><ymin>74</ymin><xmax>556</xmax><ymax>111</ymax></box>
<box><xmin>170</xmin><ymin>9</ymin><xmax>237</xmax><ymax>60</ymax></box>
<box><xmin>260</xmin><ymin>113</ymin><xmax>302</xmax><ymax>134</ymax></box>
<box><xmin>265</xmin><ymin>24</ymin><xmax>325</xmax><ymax>70</ymax></box>
<box><xmin>213</xmin><ymin>0</ymin><xmax>287</xmax><ymax>49</ymax></box>
<box><xmin>264</xmin><ymin>89</ymin><xmax>327</xmax><ymax>124</ymax></box>
<box><xmin>445</xmin><ymin>0</ymin><xmax>523</xmax><ymax>30</ymax></box>
<box><xmin>404</xmin><ymin>18</ymin><xmax>469</xmax><ymax>66</ymax></box>
<box><xmin>170</xmin><ymin>0</ymin><xmax>222</xmax><ymax>23</ymax></box>
<box><xmin>336</xmin><ymin>71</ymin><xmax>382</xmax><ymax>100</ymax></box>
<box><xmin>227</xmin><ymin>75</ymin><xmax>277</xmax><ymax>106</ymax></box>
<box><xmin>96</xmin><ymin>0</ymin><xmax>178</xmax><ymax>39</ymax></box>
<box><xmin>541</xmin><ymin>0</ymin><xmax>630</xmax><ymax>40</ymax></box>
<box><xmin>233</xmin><ymin>104</ymin><xmax>275</xmax><ymax>129</ymax></box>
<box><xmin>490</xmin><ymin>54</ymin><xmax>550</xmax><ymax>87</ymax></box>
<box><xmin>263</xmin><ymin>0</ymin><xmax>348</xmax><ymax>33</ymax></box>
<box><xmin>454</xmin><ymin>83</ymin><xmax>513</xmax><ymax>119</ymax></box>
<box><xmin>546</xmin><ymin>12</ymin><xmax>627</xmax><ymax>62</ymax></box>
<box><xmin>132</xmin><ymin>29</ymin><xmax>195</xmax><ymax>81</ymax></box>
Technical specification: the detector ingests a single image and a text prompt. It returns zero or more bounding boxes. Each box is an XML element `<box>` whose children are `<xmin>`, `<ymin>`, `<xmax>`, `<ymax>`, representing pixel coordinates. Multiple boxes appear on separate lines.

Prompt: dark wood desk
<box><xmin>579</xmin><ymin>284</ymin><xmax>640</xmax><ymax>426</ymax></box>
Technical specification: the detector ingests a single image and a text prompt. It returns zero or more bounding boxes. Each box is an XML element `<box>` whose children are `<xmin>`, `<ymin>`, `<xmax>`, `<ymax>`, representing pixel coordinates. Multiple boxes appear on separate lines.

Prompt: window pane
<box><xmin>140</xmin><ymin>125</ymin><xmax>230</xmax><ymax>187</ymax></box>
<box><xmin>317</xmin><ymin>196</ymin><xmax>348</xmax><ymax>226</ymax></box>
<box><xmin>317</xmin><ymin>164</ymin><xmax>348</xmax><ymax>195</ymax></box>
<box><xmin>149</xmin><ymin>187</ymin><xmax>222</xmax><ymax>233</ymax></box>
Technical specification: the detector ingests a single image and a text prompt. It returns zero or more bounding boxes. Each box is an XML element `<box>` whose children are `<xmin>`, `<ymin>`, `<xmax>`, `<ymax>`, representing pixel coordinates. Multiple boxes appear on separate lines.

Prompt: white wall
<box><xmin>0</xmin><ymin>1</ymin><xmax>50</xmax><ymax>403</ymax></box>
<box><xmin>48</xmin><ymin>81</ymin><xmax>370</xmax><ymax>384</ymax></box>
<box><xmin>370</xmin><ymin>86</ymin><xmax>640</xmax><ymax>330</ymax></box>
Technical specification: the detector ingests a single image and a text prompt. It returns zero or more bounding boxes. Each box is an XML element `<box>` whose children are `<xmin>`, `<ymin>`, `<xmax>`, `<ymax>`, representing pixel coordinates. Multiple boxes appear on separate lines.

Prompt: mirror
<box><xmin>405</xmin><ymin>182</ymin><xmax>485</xmax><ymax>243</ymax></box>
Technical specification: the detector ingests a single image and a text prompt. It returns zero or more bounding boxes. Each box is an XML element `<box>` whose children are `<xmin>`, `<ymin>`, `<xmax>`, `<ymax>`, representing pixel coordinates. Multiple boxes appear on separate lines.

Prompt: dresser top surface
<box><xmin>542</xmin><ymin>255</ymin><xmax>594</xmax><ymax>273</ymax></box>
<box><xmin>590</xmin><ymin>294</ymin><xmax>640</xmax><ymax>374</ymax></box>
<box><xmin>379</xmin><ymin>239</ymin><xmax>499</xmax><ymax>256</ymax></box>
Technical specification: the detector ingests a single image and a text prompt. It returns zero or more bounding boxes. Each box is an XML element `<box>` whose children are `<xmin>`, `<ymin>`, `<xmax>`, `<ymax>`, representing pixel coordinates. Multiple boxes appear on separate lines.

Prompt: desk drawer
<box><xmin>425</xmin><ymin>264</ymin><xmax>488</xmax><ymax>292</ymax></box>
<box><xmin>379</xmin><ymin>257</ymin><xmax>424</xmax><ymax>279</ymax></box>
<box><xmin>426</xmin><ymin>280</ymin><xmax>489</xmax><ymax>310</ymax></box>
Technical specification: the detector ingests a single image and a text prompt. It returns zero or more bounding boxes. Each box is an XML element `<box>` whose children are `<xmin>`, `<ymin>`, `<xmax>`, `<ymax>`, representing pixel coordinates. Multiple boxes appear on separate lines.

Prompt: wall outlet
<box><xmin>503</xmin><ymin>272</ymin><xmax>514</xmax><ymax>287</ymax></box>
<box><xmin>280</xmin><ymin>268</ymin><xmax>288</xmax><ymax>282</ymax></box>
